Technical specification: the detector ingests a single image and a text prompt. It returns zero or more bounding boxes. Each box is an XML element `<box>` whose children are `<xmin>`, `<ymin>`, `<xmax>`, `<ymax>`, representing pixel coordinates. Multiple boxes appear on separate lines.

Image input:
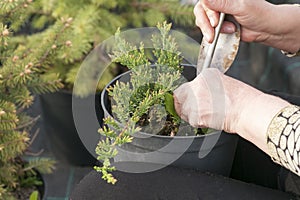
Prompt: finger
<box><xmin>181</xmin><ymin>101</ymin><xmax>192</xmax><ymax>124</ymax></box>
<box><xmin>205</xmin><ymin>7</ymin><xmax>219</xmax><ymax>27</ymax></box>
<box><xmin>220</xmin><ymin>21</ymin><xmax>236</xmax><ymax>34</ymax></box>
<box><xmin>174</xmin><ymin>97</ymin><xmax>189</xmax><ymax>123</ymax></box>
<box><xmin>173</xmin><ymin>94</ymin><xmax>182</xmax><ymax>115</ymax></box>
<box><xmin>194</xmin><ymin>2</ymin><xmax>215</xmax><ymax>42</ymax></box>
<box><xmin>203</xmin><ymin>0</ymin><xmax>240</xmax><ymax>15</ymax></box>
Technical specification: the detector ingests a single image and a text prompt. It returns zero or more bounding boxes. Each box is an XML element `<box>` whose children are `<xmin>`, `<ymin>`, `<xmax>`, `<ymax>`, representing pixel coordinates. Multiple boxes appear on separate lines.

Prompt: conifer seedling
<box><xmin>95</xmin><ymin>22</ymin><xmax>210</xmax><ymax>184</ymax></box>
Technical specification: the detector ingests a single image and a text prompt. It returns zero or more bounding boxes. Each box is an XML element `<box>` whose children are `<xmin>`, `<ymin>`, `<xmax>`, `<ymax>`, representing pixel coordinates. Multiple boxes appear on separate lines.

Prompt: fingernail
<box><xmin>223</xmin><ymin>25</ymin><xmax>235</xmax><ymax>33</ymax></box>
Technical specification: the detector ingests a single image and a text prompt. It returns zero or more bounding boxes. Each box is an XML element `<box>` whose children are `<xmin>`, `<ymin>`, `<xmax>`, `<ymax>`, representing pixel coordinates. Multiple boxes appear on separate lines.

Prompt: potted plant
<box><xmin>0</xmin><ymin>0</ymin><xmax>59</xmax><ymax>198</ymax></box>
<box><xmin>25</xmin><ymin>0</ymin><xmax>196</xmax><ymax>166</ymax></box>
<box><xmin>94</xmin><ymin>22</ymin><xmax>238</xmax><ymax>184</ymax></box>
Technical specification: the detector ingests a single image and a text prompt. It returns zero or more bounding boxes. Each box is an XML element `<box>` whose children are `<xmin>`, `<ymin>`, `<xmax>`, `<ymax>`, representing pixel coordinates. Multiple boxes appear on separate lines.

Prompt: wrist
<box><xmin>236</xmin><ymin>93</ymin><xmax>290</xmax><ymax>154</ymax></box>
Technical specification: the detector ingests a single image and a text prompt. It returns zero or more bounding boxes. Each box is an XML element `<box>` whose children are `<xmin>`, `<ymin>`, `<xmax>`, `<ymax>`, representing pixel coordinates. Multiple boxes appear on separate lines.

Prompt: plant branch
<box><xmin>27</xmin><ymin>128</ymin><xmax>39</xmax><ymax>146</ymax></box>
<box><xmin>15</xmin><ymin>116</ymin><xmax>40</xmax><ymax>130</ymax></box>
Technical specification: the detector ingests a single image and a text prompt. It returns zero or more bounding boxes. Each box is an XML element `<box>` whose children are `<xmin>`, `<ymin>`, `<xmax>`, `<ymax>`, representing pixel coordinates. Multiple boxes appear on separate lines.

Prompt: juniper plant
<box><xmin>95</xmin><ymin>22</ymin><xmax>207</xmax><ymax>184</ymax></box>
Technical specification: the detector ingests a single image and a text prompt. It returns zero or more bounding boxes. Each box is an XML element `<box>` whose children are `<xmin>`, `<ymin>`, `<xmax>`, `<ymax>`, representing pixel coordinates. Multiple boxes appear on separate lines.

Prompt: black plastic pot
<box><xmin>101</xmin><ymin>65</ymin><xmax>238</xmax><ymax>176</ymax></box>
<box><xmin>36</xmin><ymin>170</ymin><xmax>47</xmax><ymax>200</ymax></box>
<box><xmin>39</xmin><ymin>91</ymin><xmax>99</xmax><ymax>166</ymax></box>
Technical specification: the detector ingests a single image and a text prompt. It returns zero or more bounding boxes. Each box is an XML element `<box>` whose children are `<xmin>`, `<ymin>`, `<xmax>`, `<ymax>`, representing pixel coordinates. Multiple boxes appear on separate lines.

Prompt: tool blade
<box><xmin>196</xmin><ymin>16</ymin><xmax>240</xmax><ymax>74</ymax></box>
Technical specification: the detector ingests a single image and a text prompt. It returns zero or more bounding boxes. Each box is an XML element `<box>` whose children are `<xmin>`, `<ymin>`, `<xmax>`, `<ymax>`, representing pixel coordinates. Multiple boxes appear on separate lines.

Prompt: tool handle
<box><xmin>201</xmin><ymin>13</ymin><xmax>225</xmax><ymax>70</ymax></box>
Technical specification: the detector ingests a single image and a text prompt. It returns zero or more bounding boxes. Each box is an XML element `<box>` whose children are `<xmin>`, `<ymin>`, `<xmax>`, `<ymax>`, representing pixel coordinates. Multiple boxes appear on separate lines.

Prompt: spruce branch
<box><xmin>9</xmin><ymin>0</ymin><xmax>195</xmax><ymax>94</ymax></box>
<box><xmin>36</xmin><ymin>18</ymin><xmax>73</xmax><ymax>67</ymax></box>
<box><xmin>0</xmin><ymin>0</ymin><xmax>37</xmax><ymax>31</ymax></box>
<box><xmin>0</xmin><ymin>101</ymin><xmax>18</xmax><ymax>131</ymax></box>
<box><xmin>0</xmin><ymin>0</ymin><xmax>58</xmax><ymax>195</ymax></box>
<box><xmin>0</xmin><ymin>131</ymin><xmax>29</xmax><ymax>162</ymax></box>
<box><xmin>129</xmin><ymin>1</ymin><xmax>194</xmax><ymax>26</ymax></box>
<box><xmin>0</xmin><ymin>0</ymin><xmax>30</xmax><ymax>19</ymax></box>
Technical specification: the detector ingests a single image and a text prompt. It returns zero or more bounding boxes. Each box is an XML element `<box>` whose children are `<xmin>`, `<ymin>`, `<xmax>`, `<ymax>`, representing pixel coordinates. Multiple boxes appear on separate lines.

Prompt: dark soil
<box><xmin>13</xmin><ymin>186</ymin><xmax>41</xmax><ymax>200</ymax></box>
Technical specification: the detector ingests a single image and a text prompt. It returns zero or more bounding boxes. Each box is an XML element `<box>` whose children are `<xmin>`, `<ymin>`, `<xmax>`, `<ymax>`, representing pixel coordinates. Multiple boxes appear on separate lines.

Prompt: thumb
<box><xmin>204</xmin><ymin>0</ymin><xmax>240</xmax><ymax>15</ymax></box>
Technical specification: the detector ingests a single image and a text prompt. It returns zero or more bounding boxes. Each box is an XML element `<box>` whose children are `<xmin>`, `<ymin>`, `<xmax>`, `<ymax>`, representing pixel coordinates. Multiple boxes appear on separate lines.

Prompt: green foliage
<box><xmin>24</xmin><ymin>157</ymin><xmax>56</xmax><ymax>175</ymax></box>
<box><xmin>29</xmin><ymin>191</ymin><xmax>39</xmax><ymax>200</ymax></box>
<box><xmin>164</xmin><ymin>92</ymin><xmax>181</xmax><ymax>123</ymax></box>
<box><xmin>0</xmin><ymin>0</ymin><xmax>36</xmax><ymax>31</ymax></box>
<box><xmin>0</xmin><ymin>1</ymin><xmax>57</xmax><ymax>198</ymax></box>
<box><xmin>115</xmin><ymin>0</ymin><xmax>195</xmax><ymax>28</ymax></box>
<box><xmin>95</xmin><ymin>22</ymin><xmax>200</xmax><ymax>184</ymax></box>
<box><xmin>15</xmin><ymin>0</ymin><xmax>195</xmax><ymax>96</ymax></box>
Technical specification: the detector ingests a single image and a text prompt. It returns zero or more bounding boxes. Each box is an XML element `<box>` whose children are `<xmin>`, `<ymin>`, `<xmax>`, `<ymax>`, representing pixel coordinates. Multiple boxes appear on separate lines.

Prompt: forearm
<box><xmin>263</xmin><ymin>4</ymin><xmax>300</xmax><ymax>53</ymax></box>
<box><xmin>174</xmin><ymin>68</ymin><xmax>300</xmax><ymax>175</ymax></box>
<box><xmin>236</xmin><ymin>93</ymin><xmax>290</xmax><ymax>155</ymax></box>
<box><xmin>238</xmin><ymin>100</ymin><xmax>300</xmax><ymax>176</ymax></box>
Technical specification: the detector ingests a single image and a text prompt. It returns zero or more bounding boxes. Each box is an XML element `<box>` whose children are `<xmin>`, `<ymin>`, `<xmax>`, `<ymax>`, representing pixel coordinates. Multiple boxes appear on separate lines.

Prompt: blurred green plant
<box><xmin>20</xmin><ymin>0</ymin><xmax>195</xmax><ymax>96</ymax></box>
<box><xmin>0</xmin><ymin>0</ymin><xmax>59</xmax><ymax>198</ymax></box>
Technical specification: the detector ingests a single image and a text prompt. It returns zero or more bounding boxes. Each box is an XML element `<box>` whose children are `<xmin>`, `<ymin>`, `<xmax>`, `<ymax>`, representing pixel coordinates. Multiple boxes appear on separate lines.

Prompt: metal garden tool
<box><xmin>197</xmin><ymin>14</ymin><xmax>241</xmax><ymax>159</ymax></box>
<box><xmin>197</xmin><ymin>13</ymin><xmax>241</xmax><ymax>74</ymax></box>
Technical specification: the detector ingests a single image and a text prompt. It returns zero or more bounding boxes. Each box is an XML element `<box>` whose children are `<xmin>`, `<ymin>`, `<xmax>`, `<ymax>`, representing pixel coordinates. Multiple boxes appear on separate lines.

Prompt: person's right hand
<box><xmin>194</xmin><ymin>0</ymin><xmax>300</xmax><ymax>53</ymax></box>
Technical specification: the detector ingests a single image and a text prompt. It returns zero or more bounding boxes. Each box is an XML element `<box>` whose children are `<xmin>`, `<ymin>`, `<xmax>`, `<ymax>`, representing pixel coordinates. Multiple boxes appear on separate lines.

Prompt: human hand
<box><xmin>173</xmin><ymin>68</ymin><xmax>262</xmax><ymax>133</ymax></box>
<box><xmin>173</xmin><ymin>68</ymin><xmax>290</xmax><ymax>153</ymax></box>
<box><xmin>194</xmin><ymin>0</ymin><xmax>300</xmax><ymax>53</ymax></box>
<box><xmin>194</xmin><ymin>0</ymin><xmax>271</xmax><ymax>43</ymax></box>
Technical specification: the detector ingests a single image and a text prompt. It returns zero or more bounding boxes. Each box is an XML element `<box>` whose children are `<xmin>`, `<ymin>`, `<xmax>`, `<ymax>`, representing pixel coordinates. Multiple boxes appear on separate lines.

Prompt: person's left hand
<box><xmin>173</xmin><ymin>68</ymin><xmax>286</xmax><ymax>134</ymax></box>
<box><xmin>173</xmin><ymin>68</ymin><xmax>258</xmax><ymax>133</ymax></box>
<box><xmin>173</xmin><ymin>68</ymin><xmax>290</xmax><ymax>153</ymax></box>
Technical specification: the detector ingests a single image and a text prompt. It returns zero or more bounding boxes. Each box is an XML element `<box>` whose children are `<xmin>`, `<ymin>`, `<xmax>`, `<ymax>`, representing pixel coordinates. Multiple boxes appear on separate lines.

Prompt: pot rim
<box><xmin>100</xmin><ymin>63</ymin><xmax>222</xmax><ymax>139</ymax></box>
